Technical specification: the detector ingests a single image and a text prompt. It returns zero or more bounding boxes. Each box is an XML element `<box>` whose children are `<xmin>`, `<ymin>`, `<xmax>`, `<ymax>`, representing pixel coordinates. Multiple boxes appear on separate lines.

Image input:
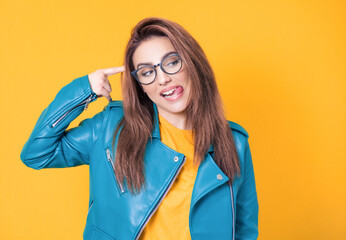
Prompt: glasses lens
<box><xmin>137</xmin><ymin>66</ymin><xmax>156</xmax><ymax>84</ymax></box>
<box><xmin>162</xmin><ymin>55</ymin><xmax>182</xmax><ymax>74</ymax></box>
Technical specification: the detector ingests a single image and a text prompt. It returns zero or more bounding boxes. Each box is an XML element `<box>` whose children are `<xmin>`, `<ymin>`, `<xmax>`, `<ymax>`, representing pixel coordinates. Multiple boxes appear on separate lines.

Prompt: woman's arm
<box><xmin>235</xmin><ymin>140</ymin><xmax>259</xmax><ymax>240</ymax></box>
<box><xmin>20</xmin><ymin>75</ymin><xmax>100</xmax><ymax>169</ymax></box>
<box><xmin>20</xmin><ymin>66</ymin><xmax>124</xmax><ymax>169</ymax></box>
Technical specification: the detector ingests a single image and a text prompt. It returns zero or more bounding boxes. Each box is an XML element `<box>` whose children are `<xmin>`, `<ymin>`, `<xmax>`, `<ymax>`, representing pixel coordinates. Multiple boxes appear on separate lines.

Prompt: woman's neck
<box><xmin>158</xmin><ymin>111</ymin><xmax>192</xmax><ymax>130</ymax></box>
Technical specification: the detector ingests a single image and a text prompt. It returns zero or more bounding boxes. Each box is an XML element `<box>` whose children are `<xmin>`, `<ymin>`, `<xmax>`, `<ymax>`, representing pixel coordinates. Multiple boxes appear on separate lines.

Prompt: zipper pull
<box><xmin>84</xmin><ymin>94</ymin><xmax>94</xmax><ymax>111</ymax></box>
<box><xmin>106</xmin><ymin>148</ymin><xmax>111</xmax><ymax>161</ymax></box>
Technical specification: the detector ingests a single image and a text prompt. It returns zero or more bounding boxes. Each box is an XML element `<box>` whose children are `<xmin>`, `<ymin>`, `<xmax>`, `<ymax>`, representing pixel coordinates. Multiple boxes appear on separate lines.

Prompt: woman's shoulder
<box><xmin>99</xmin><ymin>100</ymin><xmax>125</xmax><ymax>123</ymax></box>
<box><xmin>227</xmin><ymin>121</ymin><xmax>249</xmax><ymax>139</ymax></box>
<box><xmin>101</xmin><ymin>100</ymin><xmax>125</xmax><ymax>116</ymax></box>
<box><xmin>104</xmin><ymin>100</ymin><xmax>124</xmax><ymax>109</ymax></box>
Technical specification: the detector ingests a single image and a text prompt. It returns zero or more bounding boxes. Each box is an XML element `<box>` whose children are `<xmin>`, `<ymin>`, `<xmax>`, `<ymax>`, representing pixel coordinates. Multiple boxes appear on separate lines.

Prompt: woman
<box><xmin>20</xmin><ymin>17</ymin><xmax>258</xmax><ymax>240</ymax></box>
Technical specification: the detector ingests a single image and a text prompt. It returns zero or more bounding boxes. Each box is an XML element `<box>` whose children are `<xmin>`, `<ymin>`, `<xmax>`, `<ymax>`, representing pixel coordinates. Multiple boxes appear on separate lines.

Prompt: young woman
<box><xmin>21</xmin><ymin>17</ymin><xmax>258</xmax><ymax>240</ymax></box>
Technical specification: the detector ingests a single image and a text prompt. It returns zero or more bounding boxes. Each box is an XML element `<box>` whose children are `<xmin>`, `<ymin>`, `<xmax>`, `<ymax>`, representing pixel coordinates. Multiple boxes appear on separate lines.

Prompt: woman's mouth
<box><xmin>161</xmin><ymin>86</ymin><xmax>184</xmax><ymax>99</ymax></box>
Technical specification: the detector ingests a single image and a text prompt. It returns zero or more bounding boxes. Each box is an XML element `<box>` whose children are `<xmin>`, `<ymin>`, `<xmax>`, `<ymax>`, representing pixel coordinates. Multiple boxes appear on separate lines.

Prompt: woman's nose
<box><xmin>156</xmin><ymin>67</ymin><xmax>171</xmax><ymax>85</ymax></box>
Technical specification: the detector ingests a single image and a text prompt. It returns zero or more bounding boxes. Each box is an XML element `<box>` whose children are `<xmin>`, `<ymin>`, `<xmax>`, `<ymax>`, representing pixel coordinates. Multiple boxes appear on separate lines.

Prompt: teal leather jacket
<box><xmin>20</xmin><ymin>75</ymin><xmax>259</xmax><ymax>240</ymax></box>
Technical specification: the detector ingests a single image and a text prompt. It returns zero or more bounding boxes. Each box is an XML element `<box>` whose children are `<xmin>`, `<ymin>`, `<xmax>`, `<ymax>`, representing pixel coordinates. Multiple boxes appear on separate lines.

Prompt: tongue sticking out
<box><xmin>174</xmin><ymin>86</ymin><xmax>183</xmax><ymax>95</ymax></box>
<box><xmin>164</xmin><ymin>86</ymin><xmax>183</xmax><ymax>97</ymax></box>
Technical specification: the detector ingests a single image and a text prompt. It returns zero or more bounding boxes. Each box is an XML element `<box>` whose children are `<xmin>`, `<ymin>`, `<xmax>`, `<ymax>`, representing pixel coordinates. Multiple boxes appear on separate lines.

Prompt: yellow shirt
<box><xmin>139</xmin><ymin>114</ymin><xmax>199</xmax><ymax>240</ymax></box>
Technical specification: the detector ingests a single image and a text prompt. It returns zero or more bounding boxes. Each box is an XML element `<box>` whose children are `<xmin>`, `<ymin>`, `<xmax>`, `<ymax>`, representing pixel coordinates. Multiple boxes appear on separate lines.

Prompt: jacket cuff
<box><xmin>78</xmin><ymin>74</ymin><xmax>98</xmax><ymax>98</ymax></box>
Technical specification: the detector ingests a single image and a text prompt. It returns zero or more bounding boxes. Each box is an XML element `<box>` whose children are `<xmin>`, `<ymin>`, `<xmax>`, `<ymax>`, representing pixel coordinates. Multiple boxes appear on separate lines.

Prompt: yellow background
<box><xmin>1</xmin><ymin>0</ymin><xmax>345</xmax><ymax>239</ymax></box>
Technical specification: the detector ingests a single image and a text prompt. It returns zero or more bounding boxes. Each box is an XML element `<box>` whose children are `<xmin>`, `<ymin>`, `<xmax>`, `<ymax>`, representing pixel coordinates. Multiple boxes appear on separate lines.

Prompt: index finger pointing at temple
<box><xmin>102</xmin><ymin>66</ymin><xmax>125</xmax><ymax>77</ymax></box>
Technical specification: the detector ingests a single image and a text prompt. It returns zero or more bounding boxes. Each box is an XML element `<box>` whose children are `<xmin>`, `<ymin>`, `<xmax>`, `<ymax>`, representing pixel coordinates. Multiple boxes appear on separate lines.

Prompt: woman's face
<box><xmin>132</xmin><ymin>36</ymin><xmax>191</xmax><ymax>123</ymax></box>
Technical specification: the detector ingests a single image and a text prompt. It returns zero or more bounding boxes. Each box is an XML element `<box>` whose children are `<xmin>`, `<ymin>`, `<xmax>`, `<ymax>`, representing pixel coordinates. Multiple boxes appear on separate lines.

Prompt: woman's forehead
<box><xmin>132</xmin><ymin>37</ymin><xmax>176</xmax><ymax>66</ymax></box>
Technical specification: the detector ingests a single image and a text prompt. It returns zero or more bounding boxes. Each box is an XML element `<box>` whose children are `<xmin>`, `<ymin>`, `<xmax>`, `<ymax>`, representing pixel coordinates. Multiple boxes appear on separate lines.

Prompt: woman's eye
<box><xmin>141</xmin><ymin>70</ymin><xmax>154</xmax><ymax>77</ymax></box>
<box><xmin>167</xmin><ymin>60</ymin><xmax>179</xmax><ymax>66</ymax></box>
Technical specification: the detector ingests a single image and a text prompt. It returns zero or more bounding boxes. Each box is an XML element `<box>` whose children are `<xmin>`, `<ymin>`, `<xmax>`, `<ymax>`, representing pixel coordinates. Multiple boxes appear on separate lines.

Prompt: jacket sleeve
<box><xmin>235</xmin><ymin>139</ymin><xmax>259</xmax><ymax>240</ymax></box>
<box><xmin>20</xmin><ymin>75</ymin><xmax>103</xmax><ymax>169</ymax></box>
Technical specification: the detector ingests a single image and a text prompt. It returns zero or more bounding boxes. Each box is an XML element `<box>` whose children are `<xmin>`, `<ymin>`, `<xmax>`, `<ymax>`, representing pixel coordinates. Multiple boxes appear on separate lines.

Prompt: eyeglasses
<box><xmin>131</xmin><ymin>53</ymin><xmax>183</xmax><ymax>85</ymax></box>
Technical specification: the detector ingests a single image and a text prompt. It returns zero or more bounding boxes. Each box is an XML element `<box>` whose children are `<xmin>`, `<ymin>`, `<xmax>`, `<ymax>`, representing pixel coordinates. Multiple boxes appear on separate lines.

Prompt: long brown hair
<box><xmin>112</xmin><ymin>17</ymin><xmax>240</xmax><ymax>194</ymax></box>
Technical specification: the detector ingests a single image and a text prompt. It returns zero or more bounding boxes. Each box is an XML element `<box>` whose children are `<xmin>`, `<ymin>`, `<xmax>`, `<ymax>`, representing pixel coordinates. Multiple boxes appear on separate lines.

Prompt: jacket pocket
<box><xmin>105</xmin><ymin>147</ymin><xmax>125</xmax><ymax>194</ymax></box>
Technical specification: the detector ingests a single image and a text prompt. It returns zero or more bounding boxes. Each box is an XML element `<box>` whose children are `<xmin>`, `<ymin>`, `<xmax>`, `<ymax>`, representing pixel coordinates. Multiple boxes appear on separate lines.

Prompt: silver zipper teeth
<box><xmin>230</xmin><ymin>184</ymin><xmax>235</xmax><ymax>240</ymax></box>
<box><xmin>51</xmin><ymin>94</ymin><xmax>94</xmax><ymax>128</ymax></box>
<box><xmin>84</xmin><ymin>94</ymin><xmax>94</xmax><ymax>111</ymax></box>
<box><xmin>134</xmin><ymin>156</ymin><xmax>186</xmax><ymax>240</ymax></box>
<box><xmin>106</xmin><ymin>148</ymin><xmax>125</xmax><ymax>193</ymax></box>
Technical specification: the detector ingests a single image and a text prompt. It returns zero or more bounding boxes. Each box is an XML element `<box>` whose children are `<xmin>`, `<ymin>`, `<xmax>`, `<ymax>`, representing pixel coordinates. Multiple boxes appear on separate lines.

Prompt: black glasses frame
<box><xmin>131</xmin><ymin>53</ymin><xmax>183</xmax><ymax>85</ymax></box>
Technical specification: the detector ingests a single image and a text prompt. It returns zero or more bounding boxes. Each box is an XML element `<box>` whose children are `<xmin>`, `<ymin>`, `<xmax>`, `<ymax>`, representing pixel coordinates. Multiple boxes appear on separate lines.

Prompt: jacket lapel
<box><xmin>151</xmin><ymin>102</ymin><xmax>229</xmax><ymax>207</ymax></box>
<box><xmin>190</xmin><ymin>153</ymin><xmax>229</xmax><ymax>207</ymax></box>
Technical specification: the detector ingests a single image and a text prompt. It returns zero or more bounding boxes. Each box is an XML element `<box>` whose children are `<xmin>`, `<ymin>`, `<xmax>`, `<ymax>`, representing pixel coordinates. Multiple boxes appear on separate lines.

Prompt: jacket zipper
<box><xmin>106</xmin><ymin>148</ymin><xmax>125</xmax><ymax>193</ymax></box>
<box><xmin>229</xmin><ymin>184</ymin><xmax>235</xmax><ymax>240</ymax></box>
<box><xmin>134</xmin><ymin>156</ymin><xmax>186</xmax><ymax>240</ymax></box>
<box><xmin>51</xmin><ymin>94</ymin><xmax>95</xmax><ymax>128</ymax></box>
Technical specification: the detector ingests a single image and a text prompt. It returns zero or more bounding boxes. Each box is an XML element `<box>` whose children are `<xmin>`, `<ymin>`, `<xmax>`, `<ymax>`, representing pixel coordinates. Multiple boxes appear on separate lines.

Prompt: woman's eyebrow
<box><xmin>136</xmin><ymin>51</ymin><xmax>177</xmax><ymax>69</ymax></box>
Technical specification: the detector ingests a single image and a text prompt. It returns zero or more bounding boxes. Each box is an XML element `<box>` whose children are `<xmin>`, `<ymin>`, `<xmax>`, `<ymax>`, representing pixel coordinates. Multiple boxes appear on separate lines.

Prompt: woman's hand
<box><xmin>88</xmin><ymin>66</ymin><xmax>125</xmax><ymax>101</ymax></box>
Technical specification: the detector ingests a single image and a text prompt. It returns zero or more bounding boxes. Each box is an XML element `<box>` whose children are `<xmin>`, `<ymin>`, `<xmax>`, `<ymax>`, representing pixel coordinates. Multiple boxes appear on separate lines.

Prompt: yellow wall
<box><xmin>1</xmin><ymin>0</ymin><xmax>345</xmax><ymax>239</ymax></box>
